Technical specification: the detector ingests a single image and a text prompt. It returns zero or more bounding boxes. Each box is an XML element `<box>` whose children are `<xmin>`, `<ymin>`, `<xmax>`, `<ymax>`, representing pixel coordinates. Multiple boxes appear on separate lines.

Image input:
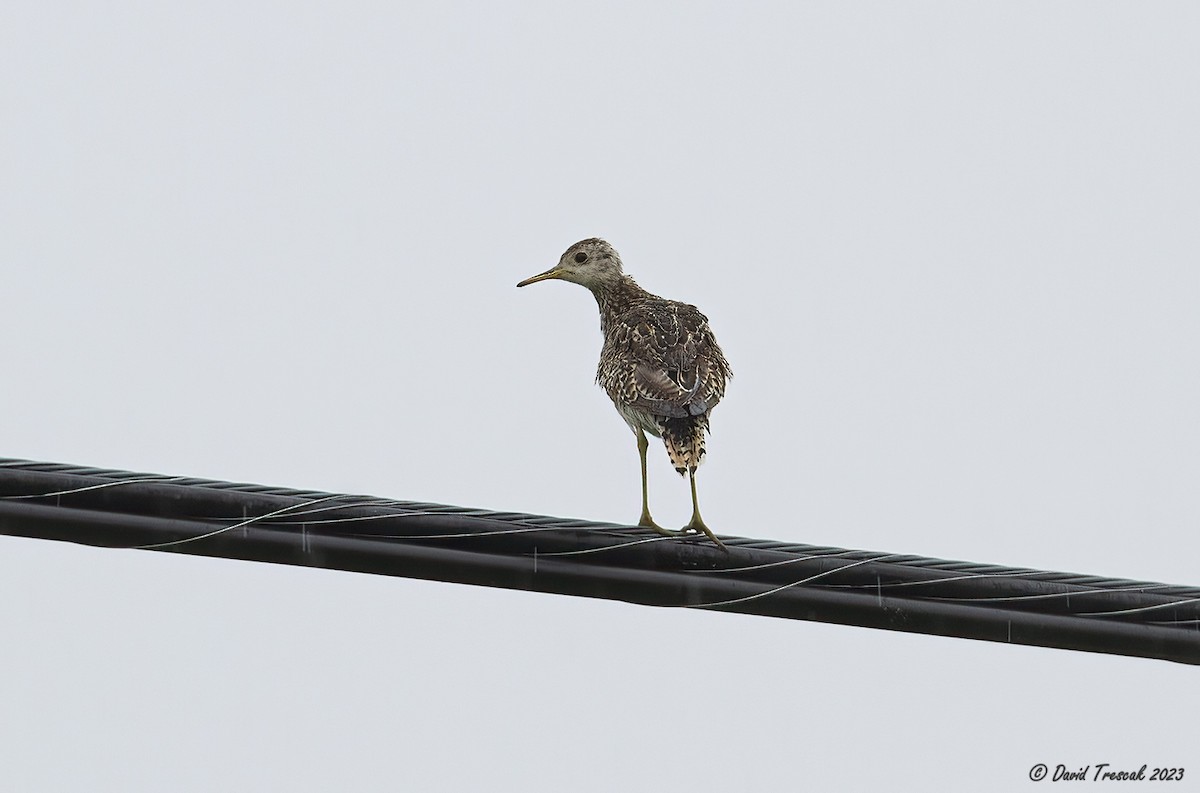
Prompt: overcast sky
<box><xmin>2</xmin><ymin>2</ymin><xmax>1197</xmax><ymax>790</ymax></box>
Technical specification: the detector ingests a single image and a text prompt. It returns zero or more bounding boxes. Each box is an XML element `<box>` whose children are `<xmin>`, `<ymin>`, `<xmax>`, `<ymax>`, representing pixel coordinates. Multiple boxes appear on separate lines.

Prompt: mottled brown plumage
<box><xmin>517</xmin><ymin>238</ymin><xmax>731</xmax><ymax>546</ymax></box>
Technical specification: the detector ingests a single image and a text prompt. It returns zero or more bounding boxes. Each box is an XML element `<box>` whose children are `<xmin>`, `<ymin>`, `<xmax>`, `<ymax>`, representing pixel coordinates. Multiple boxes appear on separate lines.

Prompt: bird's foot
<box><xmin>682</xmin><ymin>518</ymin><xmax>727</xmax><ymax>550</ymax></box>
<box><xmin>638</xmin><ymin>514</ymin><xmax>685</xmax><ymax>538</ymax></box>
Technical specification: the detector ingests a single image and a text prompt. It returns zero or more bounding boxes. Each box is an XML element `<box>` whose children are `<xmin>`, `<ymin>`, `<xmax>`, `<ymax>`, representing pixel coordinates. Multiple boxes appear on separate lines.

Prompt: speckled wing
<box><xmin>597</xmin><ymin>298</ymin><xmax>731</xmax><ymax>422</ymax></box>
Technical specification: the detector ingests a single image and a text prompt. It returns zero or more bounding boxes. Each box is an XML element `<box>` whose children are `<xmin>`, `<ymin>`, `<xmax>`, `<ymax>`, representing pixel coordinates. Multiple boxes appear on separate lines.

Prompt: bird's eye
<box><xmin>573</xmin><ymin>251</ymin><xmax>588</xmax><ymax>264</ymax></box>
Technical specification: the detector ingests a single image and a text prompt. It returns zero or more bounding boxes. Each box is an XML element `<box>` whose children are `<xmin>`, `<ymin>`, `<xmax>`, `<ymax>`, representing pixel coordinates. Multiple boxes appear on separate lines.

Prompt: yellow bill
<box><xmin>516</xmin><ymin>267</ymin><xmax>566</xmax><ymax>287</ymax></box>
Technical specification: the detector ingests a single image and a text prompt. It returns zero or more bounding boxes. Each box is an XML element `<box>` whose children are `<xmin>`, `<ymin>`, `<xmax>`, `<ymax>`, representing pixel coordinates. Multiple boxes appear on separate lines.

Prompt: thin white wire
<box><xmin>683</xmin><ymin>555</ymin><xmax>893</xmax><ymax>609</ymax></box>
<box><xmin>130</xmin><ymin>495</ymin><xmax>343</xmax><ymax>550</ymax></box>
<box><xmin>0</xmin><ymin>477</ymin><xmax>188</xmax><ymax>499</ymax></box>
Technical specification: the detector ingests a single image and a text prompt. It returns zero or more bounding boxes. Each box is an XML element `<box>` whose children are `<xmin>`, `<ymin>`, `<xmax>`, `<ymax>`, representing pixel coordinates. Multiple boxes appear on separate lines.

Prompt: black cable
<box><xmin>1</xmin><ymin>458</ymin><xmax>1197</xmax><ymax>664</ymax></box>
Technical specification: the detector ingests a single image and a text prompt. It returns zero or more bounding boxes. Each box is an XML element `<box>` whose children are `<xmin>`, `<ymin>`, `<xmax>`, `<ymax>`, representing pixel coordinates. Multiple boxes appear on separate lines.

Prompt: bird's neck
<box><xmin>591</xmin><ymin>275</ymin><xmax>652</xmax><ymax>332</ymax></box>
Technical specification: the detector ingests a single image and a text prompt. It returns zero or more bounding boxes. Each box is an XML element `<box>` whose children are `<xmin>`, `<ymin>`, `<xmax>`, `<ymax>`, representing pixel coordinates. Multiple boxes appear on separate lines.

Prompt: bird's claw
<box><xmin>638</xmin><ymin>517</ymin><xmax>684</xmax><ymax>537</ymax></box>
<box><xmin>639</xmin><ymin>516</ymin><xmax>726</xmax><ymax>550</ymax></box>
<box><xmin>682</xmin><ymin>521</ymin><xmax>727</xmax><ymax>550</ymax></box>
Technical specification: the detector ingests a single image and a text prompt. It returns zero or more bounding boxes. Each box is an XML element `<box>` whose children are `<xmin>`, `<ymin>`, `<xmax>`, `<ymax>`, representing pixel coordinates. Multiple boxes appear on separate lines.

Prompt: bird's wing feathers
<box><xmin>598</xmin><ymin>299</ymin><xmax>731</xmax><ymax>419</ymax></box>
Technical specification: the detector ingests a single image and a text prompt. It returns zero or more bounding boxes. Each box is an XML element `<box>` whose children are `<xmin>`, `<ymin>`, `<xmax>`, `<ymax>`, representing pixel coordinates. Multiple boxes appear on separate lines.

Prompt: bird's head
<box><xmin>517</xmin><ymin>238</ymin><xmax>624</xmax><ymax>292</ymax></box>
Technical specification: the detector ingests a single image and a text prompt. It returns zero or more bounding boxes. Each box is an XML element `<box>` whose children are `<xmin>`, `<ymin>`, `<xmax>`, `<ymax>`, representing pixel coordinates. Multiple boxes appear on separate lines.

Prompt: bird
<box><xmin>517</xmin><ymin>238</ymin><xmax>732</xmax><ymax>547</ymax></box>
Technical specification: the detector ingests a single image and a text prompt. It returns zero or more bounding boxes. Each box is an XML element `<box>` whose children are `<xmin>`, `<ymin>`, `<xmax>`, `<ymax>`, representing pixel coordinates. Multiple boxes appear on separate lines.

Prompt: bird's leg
<box><xmin>683</xmin><ymin>467</ymin><xmax>726</xmax><ymax>549</ymax></box>
<box><xmin>635</xmin><ymin>429</ymin><xmax>679</xmax><ymax>537</ymax></box>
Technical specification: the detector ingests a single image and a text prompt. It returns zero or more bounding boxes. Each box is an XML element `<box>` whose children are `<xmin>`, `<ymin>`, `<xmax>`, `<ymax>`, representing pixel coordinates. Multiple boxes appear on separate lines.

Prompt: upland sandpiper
<box><xmin>517</xmin><ymin>238</ymin><xmax>732</xmax><ymax>547</ymax></box>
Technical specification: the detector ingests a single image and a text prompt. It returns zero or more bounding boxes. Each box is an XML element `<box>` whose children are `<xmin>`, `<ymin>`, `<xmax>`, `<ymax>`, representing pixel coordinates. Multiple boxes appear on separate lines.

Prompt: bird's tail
<box><xmin>658</xmin><ymin>415</ymin><xmax>709</xmax><ymax>475</ymax></box>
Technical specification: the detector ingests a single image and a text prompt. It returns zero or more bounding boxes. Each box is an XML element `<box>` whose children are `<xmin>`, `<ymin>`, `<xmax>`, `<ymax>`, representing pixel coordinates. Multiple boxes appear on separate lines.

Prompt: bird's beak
<box><xmin>516</xmin><ymin>267</ymin><xmax>566</xmax><ymax>288</ymax></box>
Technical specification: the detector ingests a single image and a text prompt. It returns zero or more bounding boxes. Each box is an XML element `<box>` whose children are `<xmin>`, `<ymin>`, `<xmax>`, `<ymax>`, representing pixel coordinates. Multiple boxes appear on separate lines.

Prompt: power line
<box><xmin>1</xmin><ymin>457</ymin><xmax>1197</xmax><ymax>664</ymax></box>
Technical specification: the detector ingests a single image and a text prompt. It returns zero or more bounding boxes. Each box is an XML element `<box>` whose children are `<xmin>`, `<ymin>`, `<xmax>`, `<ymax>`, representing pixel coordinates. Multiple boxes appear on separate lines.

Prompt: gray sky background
<box><xmin>2</xmin><ymin>2</ymin><xmax>1197</xmax><ymax>790</ymax></box>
